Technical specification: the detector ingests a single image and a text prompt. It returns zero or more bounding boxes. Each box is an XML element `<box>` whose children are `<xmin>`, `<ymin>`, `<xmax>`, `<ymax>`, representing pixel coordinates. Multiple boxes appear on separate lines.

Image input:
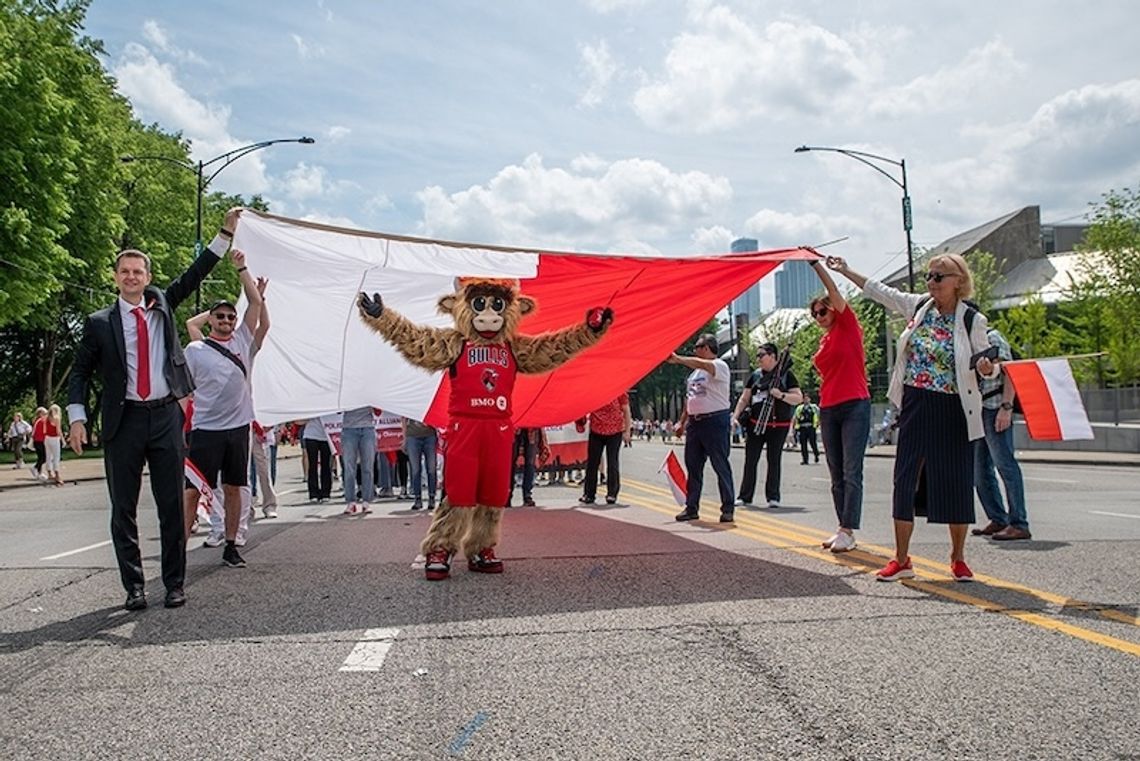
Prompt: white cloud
<box><xmin>586</xmin><ymin>0</ymin><xmax>649</xmax><ymax>12</ymax></box>
<box><xmin>632</xmin><ymin>8</ymin><xmax>872</xmax><ymax>132</ymax></box>
<box><xmin>691</xmin><ymin>225</ymin><xmax>734</xmax><ymax>253</ymax></box>
<box><xmin>326</xmin><ymin>125</ymin><xmax>351</xmax><ymax>141</ymax></box>
<box><xmin>139</xmin><ymin>20</ymin><xmax>205</xmax><ymax>65</ymax></box>
<box><xmin>416</xmin><ymin>153</ymin><xmax>733</xmax><ymax>251</ymax></box>
<box><xmin>578</xmin><ymin>40</ymin><xmax>618</xmax><ymax>107</ymax></box>
<box><xmin>870</xmin><ymin>39</ymin><xmax>1025</xmax><ymax>117</ymax></box>
<box><xmin>112</xmin><ymin>44</ymin><xmax>275</xmax><ymax>193</ymax></box>
<box><xmin>300</xmin><ymin>211</ymin><xmax>361</xmax><ymax>229</ymax></box>
<box><xmin>365</xmin><ymin>193</ymin><xmax>395</xmax><ymax>214</ymax></box>
<box><xmin>281</xmin><ymin>162</ymin><xmax>330</xmax><ymax>200</ymax></box>
<box><xmin>292</xmin><ymin>33</ymin><xmax>326</xmax><ymax>60</ymax></box>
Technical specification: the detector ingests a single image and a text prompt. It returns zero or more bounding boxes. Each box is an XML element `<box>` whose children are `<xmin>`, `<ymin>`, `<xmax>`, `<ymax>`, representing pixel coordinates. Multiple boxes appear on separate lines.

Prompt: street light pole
<box><xmin>794</xmin><ymin>144</ymin><xmax>915</xmax><ymax>292</ymax></box>
<box><xmin>122</xmin><ymin>136</ymin><xmax>315</xmax><ymax>310</ymax></box>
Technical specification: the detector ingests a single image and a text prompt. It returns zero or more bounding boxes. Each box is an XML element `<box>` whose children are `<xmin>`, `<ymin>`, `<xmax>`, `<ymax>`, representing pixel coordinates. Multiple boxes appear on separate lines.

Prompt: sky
<box><xmin>83</xmin><ymin>0</ymin><xmax>1140</xmax><ymax>306</ymax></box>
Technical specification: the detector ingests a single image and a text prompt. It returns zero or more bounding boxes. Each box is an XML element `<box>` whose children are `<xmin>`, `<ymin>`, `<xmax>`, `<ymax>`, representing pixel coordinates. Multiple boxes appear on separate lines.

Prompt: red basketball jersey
<box><xmin>449</xmin><ymin>340</ymin><xmax>517</xmax><ymax>419</ymax></box>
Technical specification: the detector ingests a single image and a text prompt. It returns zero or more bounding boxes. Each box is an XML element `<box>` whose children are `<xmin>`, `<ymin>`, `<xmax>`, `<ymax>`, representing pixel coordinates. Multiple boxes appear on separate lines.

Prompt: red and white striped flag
<box><xmin>659</xmin><ymin>450</ymin><xmax>688</xmax><ymax>506</ymax></box>
<box><xmin>184</xmin><ymin>459</ymin><xmax>214</xmax><ymax>507</ymax></box>
<box><xmin>1002</xmin><ymin>358</ymin><xmax>1094</xmax><ymax>441</ymax></box>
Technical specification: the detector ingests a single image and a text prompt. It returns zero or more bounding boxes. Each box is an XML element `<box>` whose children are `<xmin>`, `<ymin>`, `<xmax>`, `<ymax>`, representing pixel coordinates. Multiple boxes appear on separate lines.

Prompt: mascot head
<box><xmin>439</xmin><ymin>277</ymin><xmax>535</xmax><ymax>345</ymax></box>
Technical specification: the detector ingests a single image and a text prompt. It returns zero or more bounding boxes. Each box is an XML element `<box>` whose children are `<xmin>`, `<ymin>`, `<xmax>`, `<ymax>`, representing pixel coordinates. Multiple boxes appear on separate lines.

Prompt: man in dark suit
<box><xmin>68</xmin><ymin>208</ymin><xmax>240</xmax><ymax>611</ymax></box>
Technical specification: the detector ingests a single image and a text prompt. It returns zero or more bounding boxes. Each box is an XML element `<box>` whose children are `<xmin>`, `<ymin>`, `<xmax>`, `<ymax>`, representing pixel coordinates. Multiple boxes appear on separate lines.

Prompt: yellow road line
<box><xmin>621</xmin><ymin>478</ymin><xmax>1140</xmax><ymax>657</ymax></box>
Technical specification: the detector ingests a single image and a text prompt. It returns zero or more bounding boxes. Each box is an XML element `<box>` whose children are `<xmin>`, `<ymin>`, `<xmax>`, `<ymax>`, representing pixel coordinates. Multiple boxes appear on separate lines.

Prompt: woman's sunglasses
<box><xmin>925</xmin><ymin>271</ymin><xmax>958</xmax><ymax>283</ymax></box>
<box><xmin>811</xmin><ymin>307</ymin><xmax>830</xmax><ymax>318</ymax></box>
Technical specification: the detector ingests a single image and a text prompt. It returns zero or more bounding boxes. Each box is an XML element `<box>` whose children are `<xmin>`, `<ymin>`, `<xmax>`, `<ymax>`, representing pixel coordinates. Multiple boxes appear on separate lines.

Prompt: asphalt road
<box><xmin>1</xmin><ymin>442</ymin><xmax>1138</xmax><ymax>760</ymax></box>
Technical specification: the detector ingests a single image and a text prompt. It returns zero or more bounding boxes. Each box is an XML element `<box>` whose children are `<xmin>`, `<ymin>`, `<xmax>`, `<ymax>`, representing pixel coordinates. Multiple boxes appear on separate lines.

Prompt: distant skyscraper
<box><xmin>774</xmin><ymin>261</ymin><xmax>817</xmax><ymax>308</ymax></box>
<box><xmin>729</xmin><ymin>237</ymin><xmax>762</xmax><ymax>325</ymax></box>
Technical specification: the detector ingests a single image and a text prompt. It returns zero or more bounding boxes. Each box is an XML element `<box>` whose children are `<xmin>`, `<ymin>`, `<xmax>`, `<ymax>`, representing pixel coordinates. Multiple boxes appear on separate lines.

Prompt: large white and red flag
<box><xmin>1002</xmin><ymin>358</ymin><xmax>1094</xmax><ymax>441</ymax></box>
<box><xmin>232</xmin><ymin>211</ymin><xmax>812</xmax><ymax>427</ymax></box>
<box><xmin>659</xmin><ymin>450</ymin><xmax>688</xmax><ymax>506</ymax></box>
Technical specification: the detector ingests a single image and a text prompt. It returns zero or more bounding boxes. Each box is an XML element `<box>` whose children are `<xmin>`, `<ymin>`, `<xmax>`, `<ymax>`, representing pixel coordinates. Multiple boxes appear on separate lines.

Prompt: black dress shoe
<box><xmin>719</xmin><ymin>512</ymin><xmax>735</xmax><ymax>523</ymax></box>
<box><xmin>164</xmin><ymin>588</ymin><xmax>187</xmax><ymax>608</ymax></box>
<box><xmin>675</xmin><ymin>510</ymin><xmax>699</xmax><ymax>522</ymax></box>
<box><xmin>124</xmin><ymin>588</ymin><xmax>147</xmax><ymax>611</ymax></box>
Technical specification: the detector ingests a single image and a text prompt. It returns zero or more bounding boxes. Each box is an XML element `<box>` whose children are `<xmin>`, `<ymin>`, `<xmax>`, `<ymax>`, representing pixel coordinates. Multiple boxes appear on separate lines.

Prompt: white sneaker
<box><xmin>202</xmin><ymin>534</ymin><xmax>224</xmax><ymax>548</ymax></box>
<box><xmin>822</xmin><ymin>532</ymin><xmax>840</xmax><ymax>549</ymax></box>
<box><xmin>262</xmin><ymin>506</ymin><xmax>278</xmax><ymax>519</ymax></box>
<box><xmin>343</xmin><ymin>503</ymin><xmax>360</xmax><ymax>515</ymax></box>
<box><xmin>235</xmin><ymin>537</ymin><xmax>247</xmax><ymax>548</ymax></box>
<box><xmin>360</xmin><ymin>502</ymin><xmax>373</xmax><ymax>515</ymax></box>
<box><xmin>830</xmin><ymin>532</ymin><xmax>857</xmax><ymax>553</ymax></box>
<box><xmin>767</xmin><ymin>499</ymin><xmax>781</xmax><ymax>508</ymax></box>
<box><xmin>733</xmin><ymin>498</ymin><xmax>752</xmax><ymax>507</ymax></box>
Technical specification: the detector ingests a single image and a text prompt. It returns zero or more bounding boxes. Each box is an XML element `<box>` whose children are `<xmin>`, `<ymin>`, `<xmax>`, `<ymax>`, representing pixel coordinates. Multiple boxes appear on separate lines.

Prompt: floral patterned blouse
<box><xmin>903</xmin><ymin>308</ymin><xmax>957</xmax><ymax>394</ymax></box>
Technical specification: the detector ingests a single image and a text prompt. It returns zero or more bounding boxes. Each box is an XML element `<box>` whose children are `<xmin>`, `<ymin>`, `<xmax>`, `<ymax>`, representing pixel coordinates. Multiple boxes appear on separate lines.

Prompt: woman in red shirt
<box><xmin>30</xmin><ymin>406</ymin><xmax>48</xmax><ymax>480</ymax></box>
<box><xmin>809</xmin><ymin>258</ymin><xmax>872</xmax><ymax>553</ymax></box>
<box><xmin>43</xmin><ymin>404</ymin><xmax>65</xmax><ymax>486</ymax></box>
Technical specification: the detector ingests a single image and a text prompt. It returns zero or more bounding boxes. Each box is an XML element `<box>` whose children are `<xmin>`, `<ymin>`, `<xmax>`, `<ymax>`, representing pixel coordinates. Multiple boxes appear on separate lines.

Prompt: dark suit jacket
<box><xmin>68</xmin><ymin>248</ymin><xmax>223</xmax><ymax>442</ymax></box>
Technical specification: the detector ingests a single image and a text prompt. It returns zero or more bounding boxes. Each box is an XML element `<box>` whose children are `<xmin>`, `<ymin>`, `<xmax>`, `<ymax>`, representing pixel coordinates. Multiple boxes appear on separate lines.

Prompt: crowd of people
<box><xmin>45</xmin><ymin>210</ymin><xmax>1030</xmax><ymax>608</ymax></box>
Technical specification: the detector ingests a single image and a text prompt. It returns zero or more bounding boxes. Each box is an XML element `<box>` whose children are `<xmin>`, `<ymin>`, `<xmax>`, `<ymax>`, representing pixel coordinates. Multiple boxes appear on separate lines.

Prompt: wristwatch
<box><xmin>999</xmin><ymin>402</ymin><xmax>1014</xmax><ymax>411</ymax></box>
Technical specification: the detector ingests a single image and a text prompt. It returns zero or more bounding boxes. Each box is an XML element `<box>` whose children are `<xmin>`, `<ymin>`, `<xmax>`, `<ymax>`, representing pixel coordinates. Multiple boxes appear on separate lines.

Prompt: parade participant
<box><xmin>358</xmin><ymin>278</ymin><xmax>612</xmax><ymax>580</ymax></box>
<box><xmin>972</xmin><ymin>327</ymin><xmax>1031</xmax><ymax>541</ymax></box>
<box><xmin>43</xmin><ymin>404</ymin><xmax>64</xmax><ymax>486</ymax></box>
<box><xmin>403</xmin><ymin>417</ymin><xmax>438</xmax><ymax>511</ymax></box>
<box><xmin>577</xmin><ymin>392</ymin><xmax>632</xmax><ymax>505</ymax></box>
<box><xmin>670</xmin><ymin>334</ymin><xmax>736</xmax><ymax>522</ymax></box>
<box><xmin>182</xmin><ymin>250</ymin><xmax>263</xmax><ymax>569</ymax></box>
<box><xmin>510</xmin><ymin>427</ymin><xmax>546</xmax><ymax>507</ymax></box>
<box><xmin>794</xmin><ymin>393</ymin><xmax>820</xmax><ymax>465</ymax></box>
<box><xmin>732</xmin><ymin>342</ymin><xmax>803</xmax><ymax>508</ymax></box>
<box><xmin>68</xmin><ymin>209</ymin><xmax>238</xmax><ymax>610</ymax></box>
<box><xmin>340</xmin><ymin>406</ymin><xmax>377</xmax><ymax>516</ymax></box>
<box><xmin>827</xmin><ymin>254</ymin><xmax>996</xmax><ymax>581</ymax></box>
<box><xmin>30</xmin><ymin>407</ymin><xmax>47</xmax><ymax>479</ymax></box>
<box><xmin>808</xmin><ymin>259</ymin><xmax>872</xmax><ymax>553</ymax></box>
<box><xmin>6</xmin><ymin>412</ymin><xmax>31</xmax><ymax>469</ymax></box>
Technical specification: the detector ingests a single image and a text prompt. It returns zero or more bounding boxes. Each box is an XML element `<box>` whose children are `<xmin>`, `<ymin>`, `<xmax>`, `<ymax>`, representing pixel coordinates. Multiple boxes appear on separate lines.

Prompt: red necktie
<box><xmin>132</xmin><ymin>306</ymin><xmax>151</xmax><ymax>400</ymax></box>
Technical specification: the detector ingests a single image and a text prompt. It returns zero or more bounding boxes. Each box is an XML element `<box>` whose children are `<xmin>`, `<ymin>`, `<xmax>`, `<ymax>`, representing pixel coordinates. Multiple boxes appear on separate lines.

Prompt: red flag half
<box><xmin>1002</xmin><ymin>359</ymin><xmax>1094</xmax><ymax>441</ymax></box>
<box><xmin>659</xmin><ymin>450</ymin><xmax>688</xmax><ymax>506</ymax></box>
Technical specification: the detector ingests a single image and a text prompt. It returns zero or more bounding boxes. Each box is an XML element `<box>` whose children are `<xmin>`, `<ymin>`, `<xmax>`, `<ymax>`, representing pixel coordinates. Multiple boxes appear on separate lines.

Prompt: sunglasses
<box><xmin>925</xmin><ymin>271</ymin><xmax>958</xmax><ymax>283</ymax></box>
<box><xmin>213</xmin><ymin>313</ymin><xmax>238</xmax><ymax>322</ymax></box>
<box><xmin>811</xmin><ymin>306</ymin><xmax>830</xmax><ymax>318</ymax></box>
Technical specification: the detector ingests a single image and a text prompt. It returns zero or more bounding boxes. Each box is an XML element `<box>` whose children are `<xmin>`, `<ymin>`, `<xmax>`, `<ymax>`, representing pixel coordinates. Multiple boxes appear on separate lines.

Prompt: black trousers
<box><xmin>103</xmin><ymin>400</ymin><xmax>186</xmax><ymax>593</ymax></box>
<box><xmin>737</xmin><ymin>424</ymin><xmax>788</xmax><ymax>503</ymax></box>
<box><xmin>304</xmin><ymin>438</ymin><xmax>332</xmax><ymax>498</ymax></box>
<box><xmin>799</xmin><ymin>426</ymin><xmax>819</xmax><ymax>463</ymax></box>
<box><xmin>583</xmin><ymin>431</ymin><xmax>623</xmax><ymax>500</ymax></box>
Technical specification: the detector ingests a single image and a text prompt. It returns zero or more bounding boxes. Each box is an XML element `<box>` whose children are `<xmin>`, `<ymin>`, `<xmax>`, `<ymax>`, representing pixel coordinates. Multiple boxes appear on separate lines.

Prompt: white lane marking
<box><xmin>340</xmin><ymin>627</ymin><xmax>400</xmax><ymax>672</ymax></box>
<box><xmin>40</xmin><ymin>540</ymin><xmax>112</xmax><ymax>561</ymax></box>
<box><xmin>811</xmin><ymin>477</ymin><xmax>831</xmax><ymax>483</ymax></box>
<box><xmin>1089</xmin><ymin>510</ymin><xmax>1140</xmax><ymax>520</ymax></box>
<box><xmin>1024</xmin><ymin>477</ymin><xmax>1078</xmax><ymax>484</ymax></box>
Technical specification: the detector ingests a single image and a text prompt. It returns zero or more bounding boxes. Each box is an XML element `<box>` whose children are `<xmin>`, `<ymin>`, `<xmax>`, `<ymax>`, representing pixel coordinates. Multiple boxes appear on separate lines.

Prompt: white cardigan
<box><xmin>863</xmin><ymin>279</ymin><xmax>997</xmax><ymax>441</ymax></box>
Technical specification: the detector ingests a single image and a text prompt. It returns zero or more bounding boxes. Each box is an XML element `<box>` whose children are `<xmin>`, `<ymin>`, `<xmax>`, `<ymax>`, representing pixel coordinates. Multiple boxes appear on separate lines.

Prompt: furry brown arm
<box><xmin>514</xmin><ymin>319</ymin><xmax>610</xmax><ymax>374</ymax></box>
<box><xmin>359</xmin><ymin>306</ymin><xmax>465</xmax><ymax>372</ymax></box>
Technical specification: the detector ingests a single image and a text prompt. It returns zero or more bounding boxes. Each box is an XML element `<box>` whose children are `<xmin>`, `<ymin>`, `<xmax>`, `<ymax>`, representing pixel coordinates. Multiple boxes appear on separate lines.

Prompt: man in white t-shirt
<box><xmin>182</xmin><ymin>254</ymin><xmax>262</xmax><ymax>568</ymax></box>
<box><xmin>668</xmin><ymin>333</ymin><xmax>736</xmax><ymax>523</ymax></box>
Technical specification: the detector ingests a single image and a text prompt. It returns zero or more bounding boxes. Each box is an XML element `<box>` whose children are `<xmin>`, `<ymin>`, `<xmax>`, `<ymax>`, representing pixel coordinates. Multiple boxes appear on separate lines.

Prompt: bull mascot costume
<box><xmin>358</xmin><ymin>278</ymin><xmax>613</xmax><ymax>580</ymax></box>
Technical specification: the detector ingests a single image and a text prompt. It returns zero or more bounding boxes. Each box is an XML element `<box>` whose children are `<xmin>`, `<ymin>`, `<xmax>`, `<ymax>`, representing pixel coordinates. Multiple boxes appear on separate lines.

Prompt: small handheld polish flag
<box><xmin>1002</xmin><ymin>358</ymin><xmax>1094</xmax><ymax>441</ymax></box>
<box><xmin>659</xmin><ymin>450</ymin><xmax>688</xmax><ymax>506</ymax></box>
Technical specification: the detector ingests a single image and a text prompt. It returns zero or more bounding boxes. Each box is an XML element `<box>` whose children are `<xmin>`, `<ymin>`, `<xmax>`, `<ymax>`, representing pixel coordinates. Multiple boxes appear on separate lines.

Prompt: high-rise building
<box><xmin>774</xmin><ymin>260</ymin><xmax>817</xmax><ymax>308</ymax></box>
<box><xmin>729</xmin><ymin>238</ymin><xmax>762</xmax><ymax>324</ymax></box>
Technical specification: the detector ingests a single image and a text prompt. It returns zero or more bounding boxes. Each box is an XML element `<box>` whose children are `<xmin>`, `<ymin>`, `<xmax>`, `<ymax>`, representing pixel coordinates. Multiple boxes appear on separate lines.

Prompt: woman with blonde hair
<box><xmin>44</xmin><ymin>404</ymin><xmax>65</xmax><ymax>486</ymax></box>
<box><xmin>827</xmin><ymin>253</ymin><xmax>997</xmax><ymax>582</ymax></box>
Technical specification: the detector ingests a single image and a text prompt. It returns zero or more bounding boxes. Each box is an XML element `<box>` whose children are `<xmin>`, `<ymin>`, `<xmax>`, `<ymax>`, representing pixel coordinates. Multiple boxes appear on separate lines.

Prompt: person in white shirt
<box><xmin>668</xmin><ymin>333</ymin><xmax>736</xmax><ymax>523</ymax></box>
<box><xmin>181</xmin><ymin>251</ymin><xmax>263</xmax><ymax>569</ymax></box>
<box><xmin>6</xmin><ymin>413</ymin><xmax>31</xmax><ymax>468</ymax></box>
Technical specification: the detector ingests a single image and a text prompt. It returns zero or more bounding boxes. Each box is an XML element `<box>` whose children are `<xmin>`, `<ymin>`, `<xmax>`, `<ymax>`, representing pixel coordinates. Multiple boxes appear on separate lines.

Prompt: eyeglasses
<box><xmin>925</xmin><ymin>271</ymin><xmax>958</xmax><ymax>283</ymax></box>
<box><xmin>811</xmin><ymin>307</ymin><xmax>830</xmax><ymax>318</ymax></box>
<box><xmin>213</xmin><ymin>313</ymin><xmax>238</xmax><ymax>322</ymax></box>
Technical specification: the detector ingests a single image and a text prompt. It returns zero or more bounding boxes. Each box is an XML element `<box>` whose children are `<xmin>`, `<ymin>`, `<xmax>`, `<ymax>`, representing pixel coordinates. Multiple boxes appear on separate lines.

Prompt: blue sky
<box><xmin>84</xmin><ymin>0</ymin><xmax>1140</xmax><ymax>303</ymax></box>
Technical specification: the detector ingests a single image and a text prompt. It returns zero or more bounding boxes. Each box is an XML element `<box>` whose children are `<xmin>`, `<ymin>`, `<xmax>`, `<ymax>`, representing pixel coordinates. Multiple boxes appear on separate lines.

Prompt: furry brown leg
<box><xmin>461</xmin><ymin>505</ymin><xmax>504</xmax><ymax>559</ymax></box>
<box><xmin>419</xmin><ymin>498</ymin><xmax>470</xmax><ymax>556</ymax></box>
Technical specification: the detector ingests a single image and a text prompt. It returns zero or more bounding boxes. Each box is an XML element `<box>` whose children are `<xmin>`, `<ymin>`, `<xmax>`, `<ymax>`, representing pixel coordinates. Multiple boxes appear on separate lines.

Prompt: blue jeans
<box><xmin>819</xmin><ymin>398</ymin><xmax>870</xmax><ymax>530</ymax></box>
<box><xmin>249</xmin><ymin>444</ymin><xmax>277</xmax><ymax>497</ymax></box>
<box><xmin>974</xmin><ymin>407</ymin><xmax>1028</xmax><ymax>529</ymax></box>
<box><xmin>683</xmin><ymin>410</ymin><xmax>735</xmax><ymax>514</ymax></box>
<box><xmin>341</xmin><ymin>426</ymin><xmax>376</xmax><ymax>504</ymax></box>
<box><xmin>511</xmin><ymin>431</ymin><xmax>537</xmax><ymax>501</ymax></box>
<box><xmin>375</xmin><ymin>452</ymin><xmax>393</xmax><ymax>494</ymax></box>
<box><xmin>405</xmin><ymin>433</ymin><xmax>438</xmax><ymax>504</ymax></box>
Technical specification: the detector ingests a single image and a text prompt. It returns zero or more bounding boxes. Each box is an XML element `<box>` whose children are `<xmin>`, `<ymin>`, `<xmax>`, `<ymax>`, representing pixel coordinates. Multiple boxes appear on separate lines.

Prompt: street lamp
<box><xmin>121</xmin><ymin>136</ymin><xmax>316</xmax><ymax>309</ymax></box>
<box><xmin>794</xmin><ymin>144</ymin><xmax>915</xmax><ymax>292</ymax></box>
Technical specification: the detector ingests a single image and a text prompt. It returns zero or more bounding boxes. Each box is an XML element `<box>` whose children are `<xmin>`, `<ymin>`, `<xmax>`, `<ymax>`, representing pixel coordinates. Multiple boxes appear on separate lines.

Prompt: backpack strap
<box><xmin>913</xmin><ymin>295</ymin><xmax>977</xmax><ymax>333</ymax></box>
<box><xmin>203</xmin><ymin>339</ymin><xmax>247</xmax><ymax>377</ymax></box>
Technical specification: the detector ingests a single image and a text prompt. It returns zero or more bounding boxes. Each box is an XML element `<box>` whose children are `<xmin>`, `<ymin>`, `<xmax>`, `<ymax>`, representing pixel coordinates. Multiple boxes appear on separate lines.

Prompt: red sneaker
<box><xmin>875</xmin><ymin>558</ymin><xmax>915</xmax><ymax>582</ymax></box>
<box><xmin>951</xmin><ymin>559</ymin><xmax>974</xmax><ymax>582</ymax></box>
<box><xmin>467</xmin><ymin>547</ymin><xmax>504</xmax><ymax>574</ymax></box>
<box><xmin>425</xmin><ymin>548</ymin><xmax>452</xmax><ymax>581</ymax></box>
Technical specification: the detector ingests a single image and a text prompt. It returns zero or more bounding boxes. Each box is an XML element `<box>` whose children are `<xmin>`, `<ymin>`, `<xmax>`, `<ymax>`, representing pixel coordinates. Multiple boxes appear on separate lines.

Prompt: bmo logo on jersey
<box><xmin>469</xmin><ymin>395</ymin><xmax>508</xmax><ymax>411</ymax></box>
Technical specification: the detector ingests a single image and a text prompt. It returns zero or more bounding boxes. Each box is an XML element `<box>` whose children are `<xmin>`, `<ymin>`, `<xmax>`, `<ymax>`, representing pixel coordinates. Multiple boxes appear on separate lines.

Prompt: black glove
<box><xmin>359</xmin><ymin>292</ymin><xmax>384</xmax><ymax>318</ymax></box>
<box><xmin>586</xmin><ymin>306</ymin><xmax>614</xmax><ymax>332</ymax></box>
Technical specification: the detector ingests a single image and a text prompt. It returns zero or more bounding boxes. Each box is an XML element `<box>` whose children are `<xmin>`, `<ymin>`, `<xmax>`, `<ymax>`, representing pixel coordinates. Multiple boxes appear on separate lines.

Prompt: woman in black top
<box><xmin>731</xmin><ymin>342</ymin><xmax>803</xmax><ymax>507</ymax></box>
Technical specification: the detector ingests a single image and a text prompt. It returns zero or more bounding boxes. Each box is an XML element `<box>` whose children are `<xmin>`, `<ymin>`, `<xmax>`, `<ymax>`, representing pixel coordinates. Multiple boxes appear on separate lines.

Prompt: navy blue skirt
<box><xmin>892</xmin><ymin>385</ymin><xmax>975</xmax><ymax>524</ymax></box>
